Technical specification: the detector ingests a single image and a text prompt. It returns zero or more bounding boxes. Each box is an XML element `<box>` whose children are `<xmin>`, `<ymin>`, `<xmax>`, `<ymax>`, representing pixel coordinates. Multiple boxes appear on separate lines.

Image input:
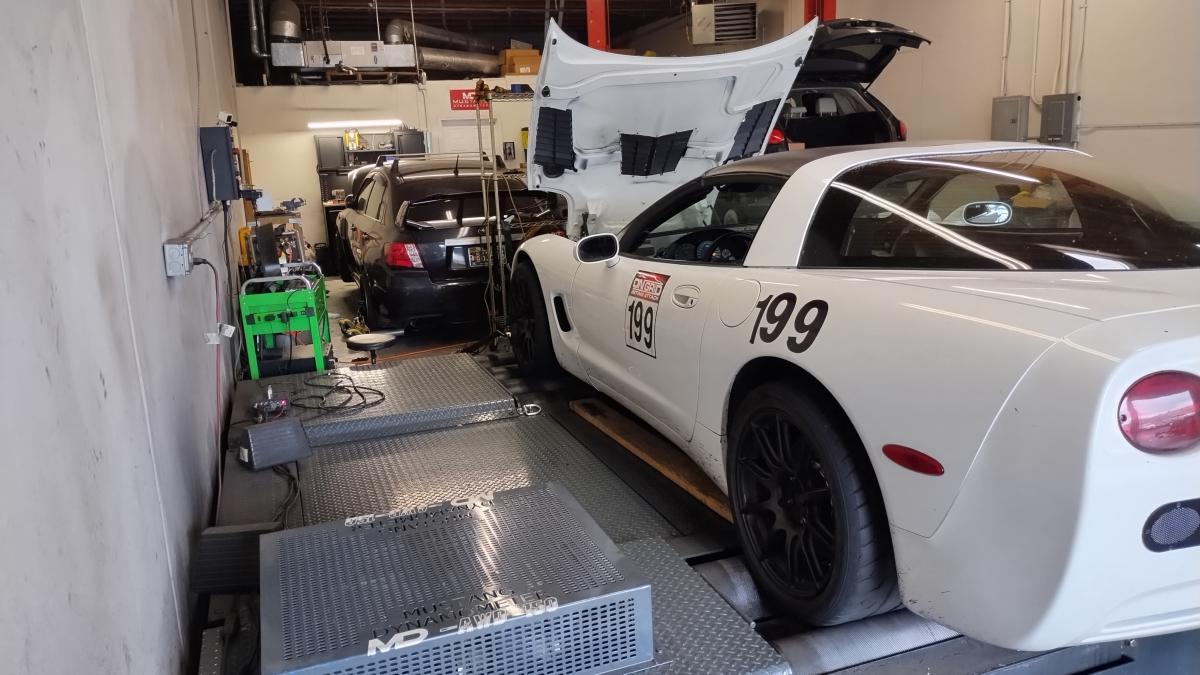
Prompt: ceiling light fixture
<box><xmin>306</xmin><ymin>119</ymin><xmax>403</xmax><ymax>130</ymax></box>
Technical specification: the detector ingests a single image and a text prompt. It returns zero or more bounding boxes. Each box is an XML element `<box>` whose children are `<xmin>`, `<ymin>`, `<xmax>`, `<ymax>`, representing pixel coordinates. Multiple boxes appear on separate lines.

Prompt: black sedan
<box><xmin>337</xmin><ymin>158</ymin><xmax>562</xmax><ymax>330</ymax></box>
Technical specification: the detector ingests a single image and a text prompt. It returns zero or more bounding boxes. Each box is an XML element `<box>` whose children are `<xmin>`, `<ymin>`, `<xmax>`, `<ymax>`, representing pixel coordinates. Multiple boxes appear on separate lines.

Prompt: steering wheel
<box><xmin>663</xmin><ymin>228</ymin><xmax>748</xmax><ymax>262</ymax></box>
<box><xmin>706</xmin><ymin>230</ymin><xmax>753</xmax><ymax>264</ymax></box>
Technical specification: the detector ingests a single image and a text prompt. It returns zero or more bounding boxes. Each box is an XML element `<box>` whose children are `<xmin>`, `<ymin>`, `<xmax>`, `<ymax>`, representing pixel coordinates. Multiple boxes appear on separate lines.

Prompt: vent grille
<box><xmin>713</xmin><ymin>2</ymin><xmax>758</xmax><ymax>43</ymax></box>
<box><xmin>620</xmin><ymin>131</ymin><xmax>693</xmax><ymax>176</ymax></box>
<box><xmin>728</xmin><ymin>99</ymin><xmax>781</xmax><ymax>161</ymax></box>
<box><xmin>277</xmin><ymin>489</ymin><xmax>624</xmax><ymax>661</ymax></box>
<box><xmin>1144</xmin><ymin>499</ymin><xmax>1200</xmax><ymax>552</ymax></box>
<box><xmin>260</xmin><ymin>483</ymin><xmax>653</xmax><ymax>675</ymax></box>
<box><xmin>534</xmin><ymin>107</ymin><xmax>576</xmax><ymax>178</ymax></box>
<box><xmin>328</xmin><ymin>598</ymin><xmax>643</xmax><ymax>675</ymax></box>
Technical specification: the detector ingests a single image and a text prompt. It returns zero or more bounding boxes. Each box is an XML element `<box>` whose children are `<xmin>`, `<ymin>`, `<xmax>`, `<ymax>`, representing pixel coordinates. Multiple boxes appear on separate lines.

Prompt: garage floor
<box><xmin>213</xmin><ymin>332</ymin><xmax>1200</xmax><ymax>674</ymax></box>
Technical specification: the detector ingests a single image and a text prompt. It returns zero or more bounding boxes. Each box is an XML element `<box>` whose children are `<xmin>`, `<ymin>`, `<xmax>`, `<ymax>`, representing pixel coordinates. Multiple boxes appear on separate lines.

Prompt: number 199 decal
<box><xmin>749</xmin><ymin>293</ymin><xmax>829</xmax><ymax>353</ymax></box>
<box><xmin>626</xmin><ymin>271</ymin><xmax>669</xmax><ymax>357</ymax></box>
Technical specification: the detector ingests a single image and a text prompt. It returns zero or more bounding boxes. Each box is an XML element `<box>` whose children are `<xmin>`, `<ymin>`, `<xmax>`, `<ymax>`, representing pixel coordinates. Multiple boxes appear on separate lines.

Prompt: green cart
<box><xmin>239</xmin><ymin>271</ymin><xmax>330</xmax><ymax>380</ymax></box>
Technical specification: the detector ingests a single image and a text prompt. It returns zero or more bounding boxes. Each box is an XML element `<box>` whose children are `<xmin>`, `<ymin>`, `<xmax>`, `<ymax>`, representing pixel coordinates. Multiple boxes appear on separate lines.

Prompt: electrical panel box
<box><xmin>199</xmin><ymin>126</ymin><xmax>239</xmax><ymax>202</ymax></box>
<box><xmin>991</xmin><ymin>95</ymin><xmax>1030</xmax><ymax>141</ymax></box>
<box><xmin>259</xmin><ymin>483</ymin><xmax>654</xmax><ymax>675</ymax></box>
<box><xmin>1040</xmin><ymin>93</ymin><xmax>1081</xmax><ymax>146</ymax></box>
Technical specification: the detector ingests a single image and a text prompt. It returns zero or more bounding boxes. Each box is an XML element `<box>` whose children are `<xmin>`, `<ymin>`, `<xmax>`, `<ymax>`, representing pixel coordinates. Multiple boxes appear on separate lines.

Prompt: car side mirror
<box><xmin>575</xmin><ymin>232</ymin><xmax>619</xmax><ymax>266</ymax></box>
<box><xmin>344</xmin><ymin>193</ymin><xmax>357</xmax><ymax>210</ymax></box>
<box><xmin>963</xmin><ymin>201</ymin><xmax>1012</xmax><ymax>226</ymax></box>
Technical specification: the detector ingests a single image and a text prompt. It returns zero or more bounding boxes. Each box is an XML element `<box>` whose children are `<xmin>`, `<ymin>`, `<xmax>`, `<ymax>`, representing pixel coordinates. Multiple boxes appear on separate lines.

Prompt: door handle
<box><xmin>671</xmin><ymin>285</ymin><xmax>701</xmax><ymax>309</ymax></box>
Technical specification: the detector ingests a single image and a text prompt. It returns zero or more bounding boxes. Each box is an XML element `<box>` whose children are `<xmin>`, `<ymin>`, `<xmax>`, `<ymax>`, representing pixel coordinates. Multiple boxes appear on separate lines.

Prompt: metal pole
<box><xmin>373</xmin><ymin>0</ymin><xmax>382</xmax><ymax>42</ymax></box>
<box><xmin>473</xmin><ymin>90</ymin><xmax>496</xmax><ymax>328</ymax></box>
<box><xmin>487</xmin><ymin>100</ymin><xmax>507</xmax><ymax>330</ymax></box>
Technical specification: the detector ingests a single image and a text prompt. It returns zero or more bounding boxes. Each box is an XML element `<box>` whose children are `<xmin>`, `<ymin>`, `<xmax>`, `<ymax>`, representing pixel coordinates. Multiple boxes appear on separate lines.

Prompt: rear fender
<box><xmin>696</xmin><ymin>268</ymin><xmax>1093</xmax><ymax>537</ymax></box>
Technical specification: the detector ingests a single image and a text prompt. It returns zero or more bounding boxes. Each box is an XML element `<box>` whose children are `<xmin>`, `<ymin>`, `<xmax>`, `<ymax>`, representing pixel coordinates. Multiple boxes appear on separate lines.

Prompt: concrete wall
<box><xmin>834</xmin><ymin>0</ymin><xmax>1200</xmax><ymax>206</ymax></box>
<box><xmin>236</xmin><ymin>76</ymin><xmax>538</xmax><ymax>244</ymax></box>
<box><xmin>0</xmin><ymin>1</ymin><xmax>239</xmax><ymax>672</ymax></box>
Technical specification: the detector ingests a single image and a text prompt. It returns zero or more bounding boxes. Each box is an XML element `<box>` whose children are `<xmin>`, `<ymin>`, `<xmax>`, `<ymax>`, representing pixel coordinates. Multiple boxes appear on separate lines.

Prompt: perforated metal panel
<box><xmin>198</xmin><ymin>627</ymin><xmax>224</xmax><ymax>675</ymax></box>
<box><xmin>299</xmin><ymin>415</ymin><xmax>678</xmax><ymax>544</ymax></box>
<box><xmin>1144</xmin><ymin>499</ymin><xmax>1200</xmax><ymax>552</ymax></box>
<box><xmin>251</xmin><ymin>354</ymin><xmax>517</xmax><ymax>446</ymax></box>
<box><xmin>261</xmin><ymin>484</ymin><xmax>654</xmax><ymax>675</ymax></box>
<box><xmin>619</xmin><ymin>539</ymin><xmax>790</xmax><ymax>675</ymax></box>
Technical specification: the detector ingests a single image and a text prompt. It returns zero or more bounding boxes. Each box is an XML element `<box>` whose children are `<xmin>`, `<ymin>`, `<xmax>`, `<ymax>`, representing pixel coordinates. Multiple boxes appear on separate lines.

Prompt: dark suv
<box><xmin>767</xmin><ymin>19</ymin><xmax>929</xmax><ymax>151</ymax></box>
<box><xmin>338</xmin><ymin>158</ymin><xmax>561</xmax><ymax>329</ymax></box>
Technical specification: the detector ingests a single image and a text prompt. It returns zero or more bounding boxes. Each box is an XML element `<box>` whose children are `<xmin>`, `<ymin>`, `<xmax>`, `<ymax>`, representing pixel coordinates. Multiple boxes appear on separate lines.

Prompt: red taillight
<box><xmin>882</xmin><ymin>444</ymin><xmax>944</xmax><ymax>476</ymax></box>
<box><xmin>898</xmin><ymin>119</ymin><xmax>908</xmax><ymax>140</ymax></box>
<box><xmin>768</xmin><ymin>127</ymin><xmax>787</xmax><ymax>145</ymax></box>
<box><xmin>385</xmin><ymin>242</ymin><xmax>423</xmax><ymax>269</ymax></box>
<box><xmin>1119</xmin><ymin>371</ymin><xmax>1200</xmax><ymax>453</ymax></box>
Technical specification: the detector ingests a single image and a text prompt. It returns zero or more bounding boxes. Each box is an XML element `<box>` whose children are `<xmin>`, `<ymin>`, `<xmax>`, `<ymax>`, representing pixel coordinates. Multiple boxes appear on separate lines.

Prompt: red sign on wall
<box><xmin>449</xmin><ymin>89</ymin><xmax>487</xmax><ymax>111</ymax></box>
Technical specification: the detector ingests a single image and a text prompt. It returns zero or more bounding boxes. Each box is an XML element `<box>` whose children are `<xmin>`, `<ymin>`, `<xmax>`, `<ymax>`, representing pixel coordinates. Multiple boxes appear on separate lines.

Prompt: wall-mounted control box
<box><xmin>199</xmin><ymin>126</ymin><xmax>239</xmax><ymax>202</ymax></box>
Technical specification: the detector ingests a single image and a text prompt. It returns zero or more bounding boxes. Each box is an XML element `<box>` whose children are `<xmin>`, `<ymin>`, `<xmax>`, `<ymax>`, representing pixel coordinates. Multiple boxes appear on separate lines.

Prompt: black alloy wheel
<box><xmin>728</xmin><ymin>381</ymin><xmax>899</xmax><ymax>625</ymax></box>
<box><xmin>509</xmin><ymin>261</ymin><xmax>559</xmax><ymax>376</ymax></box>
<box><xmin>736</xmin><ymin>408</ymin><xmax>837</xmax><ymax>598</ymax></box>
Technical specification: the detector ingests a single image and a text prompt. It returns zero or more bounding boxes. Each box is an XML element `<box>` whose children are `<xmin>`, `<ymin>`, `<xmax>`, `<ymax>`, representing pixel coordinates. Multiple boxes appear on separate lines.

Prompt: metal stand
<box><xmin>473</xmin><ymin>84</ymin><xmax>535</xmax><ymax>337</ymax></box>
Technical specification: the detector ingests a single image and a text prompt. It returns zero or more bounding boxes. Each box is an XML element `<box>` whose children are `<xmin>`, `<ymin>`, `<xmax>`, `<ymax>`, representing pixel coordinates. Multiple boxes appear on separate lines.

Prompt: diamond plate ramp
<box><xmin>300</xmin><ymin>415</ymin><xmax>678</xmax><ymax>544</ymax></box>
<box><xmin>253</xmin><ymin>353</ymin><xmax>516</xmax><ymax>445</ymax></box>
<box><xmin>621</xmin><ymin>538</ymin><xmax>790</xmax><ymax>675</ymax></box>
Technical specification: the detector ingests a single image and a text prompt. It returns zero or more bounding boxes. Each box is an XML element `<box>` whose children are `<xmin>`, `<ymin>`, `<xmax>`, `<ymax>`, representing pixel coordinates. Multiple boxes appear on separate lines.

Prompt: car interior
<box><xmin>632</xmin><ymin>183</ymin><xmax>782</xmax><ymax>264</ymax></box>
<box><xmin>778</xmin><ymin>86</ymin><xmax>894</xmax><ymax>147</ymax></box>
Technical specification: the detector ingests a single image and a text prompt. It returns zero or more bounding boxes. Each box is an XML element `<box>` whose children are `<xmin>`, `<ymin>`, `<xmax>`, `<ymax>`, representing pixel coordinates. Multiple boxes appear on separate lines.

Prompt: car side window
<box><xmin>356</xmin><ymin>179</ymin><xmax>376</xmax><ymax>211</ymax></box>
<box><xmin>628</xmin><ymin>183</ymin><xmax>781</xmax><ymax>265</ymax></box>
<box><xmin>365</xmin><ymin>175</ymin><xmax>387</xmax><ymax>221</ymax></box>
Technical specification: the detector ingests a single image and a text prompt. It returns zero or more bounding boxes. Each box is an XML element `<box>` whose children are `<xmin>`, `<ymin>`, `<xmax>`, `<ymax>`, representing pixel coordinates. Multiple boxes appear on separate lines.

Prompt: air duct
<box><xmin>418</xmin><ymin>47</ymin><xmax>500</xmax><ymax>75</ymax></box>
<box><xmin>269</xmin><ymin>0</ymin><xmax>302</xmax><ymax>42</ymax></box>
<box><xmin>383</xmin><ymin>18</ymin><xmax>503</xmax><ymax>54</ymax></box>
<box><xmin>247</xmin><ymin>0</ymin><xmax>270</xmax><ymax>59</ymax></box>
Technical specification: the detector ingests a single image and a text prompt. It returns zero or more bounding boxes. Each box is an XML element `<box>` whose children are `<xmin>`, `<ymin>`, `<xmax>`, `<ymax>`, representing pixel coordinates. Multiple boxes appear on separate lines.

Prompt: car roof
<box><xmin>704</xmin><ymin>141</ymin><xmax>1074</xmax><ymax>181</ymax></box>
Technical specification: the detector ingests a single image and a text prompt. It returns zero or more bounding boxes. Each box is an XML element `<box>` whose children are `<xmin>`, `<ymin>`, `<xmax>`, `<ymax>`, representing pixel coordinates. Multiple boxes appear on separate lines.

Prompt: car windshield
<box><xmin>802</xmin><ymin>150</ymin><xmax>1200</xmax><ymax>270</ymax></box>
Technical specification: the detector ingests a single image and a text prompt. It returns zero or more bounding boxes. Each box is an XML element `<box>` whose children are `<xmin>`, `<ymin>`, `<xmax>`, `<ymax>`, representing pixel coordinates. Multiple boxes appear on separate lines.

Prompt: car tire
<box><xmin>358</xmin><ymin>277</ymin><xmax>383</xmax><ymax>330</ymax></box>
<box><xmin>727</xmin><ymin>381</ymin><xmax>900</xmax><ymax>625</ymax></box>
<box><xmin>509</xmin><ymin>260</ymin><xmax>560</xmax><ymax>377</ymax></box>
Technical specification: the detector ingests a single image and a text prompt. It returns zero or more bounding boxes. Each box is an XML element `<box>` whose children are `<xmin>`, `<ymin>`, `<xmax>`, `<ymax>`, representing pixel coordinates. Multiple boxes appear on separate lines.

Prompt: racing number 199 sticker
<box><xmin>626</xmin><ymin>271</ymin><xmax>669</xmax><ymax>357</ymax></box>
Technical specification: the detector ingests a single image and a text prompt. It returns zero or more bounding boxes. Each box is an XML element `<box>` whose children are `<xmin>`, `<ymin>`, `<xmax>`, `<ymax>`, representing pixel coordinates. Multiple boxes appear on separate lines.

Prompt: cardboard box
<box><xmin>498</xmin><ymin>48</ymin><xmax>540</xmax><ymax>67</ymax></box>
<box><xmin>504</xmin><ymin>55</ymin><xmax>540</xmax><ymax>76</ymax></box>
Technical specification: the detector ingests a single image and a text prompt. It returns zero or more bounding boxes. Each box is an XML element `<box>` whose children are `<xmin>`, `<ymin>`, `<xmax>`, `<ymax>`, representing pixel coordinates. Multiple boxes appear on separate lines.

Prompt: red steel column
<box><xmin>804</xmin><ymin>0</ymin><xmax>837</xmax><ymax>22</ymax></box>
<box><xmin>586</xmin><ymin>0</ymin><xmax>610</xmax><ymax>51</ymax></box>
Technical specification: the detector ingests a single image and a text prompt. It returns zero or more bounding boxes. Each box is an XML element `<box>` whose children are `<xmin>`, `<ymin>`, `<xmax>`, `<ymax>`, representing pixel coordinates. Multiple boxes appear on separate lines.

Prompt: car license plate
<box><xmin>468</xmin><ymin>245</ymin><xmax>489</xmax><ymax>267</ymax></box>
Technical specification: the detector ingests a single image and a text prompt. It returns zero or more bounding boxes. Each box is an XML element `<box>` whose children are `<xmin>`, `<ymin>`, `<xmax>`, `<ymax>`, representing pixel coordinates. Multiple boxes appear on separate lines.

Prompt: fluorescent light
<box><xmin>307</xmin><ymin>119</ymin><xmax>403</xmax><ymax>130</ymax></box>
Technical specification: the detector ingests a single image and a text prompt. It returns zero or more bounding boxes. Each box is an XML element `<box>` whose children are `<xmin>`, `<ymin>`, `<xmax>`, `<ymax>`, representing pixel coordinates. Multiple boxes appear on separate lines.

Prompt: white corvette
<box><xmin>511</xmin><ymin>22</ymin><xmax>1200</xmax><ymax>651</ymax></box>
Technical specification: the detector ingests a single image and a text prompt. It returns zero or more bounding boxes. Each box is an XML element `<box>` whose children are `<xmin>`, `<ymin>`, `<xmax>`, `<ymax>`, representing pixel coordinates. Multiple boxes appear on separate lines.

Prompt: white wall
<box><xmin>836</xmin><ymin>0</ymin><xmax>1200</xmax><ymax>203</ymax></box>
<box><xmin>0</xmin><ymin>1</ymin><xmax>239</xmax><ymax>672</ymax></box>
<box><xmin>236</xmin><ymin>76</ymin><xmax>538</xmax><ymax>244</ymax></box>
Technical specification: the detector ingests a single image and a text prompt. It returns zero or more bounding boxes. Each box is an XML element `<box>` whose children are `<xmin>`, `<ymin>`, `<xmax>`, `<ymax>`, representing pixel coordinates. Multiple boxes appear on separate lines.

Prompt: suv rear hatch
<box><xmin>777</xmin><ymin>19</ymin><xmax>929</xmax><ymax>148</ymax></box>
<box><xmin>797</xmin><ymin>18</ymin><xmax>929</xmax><ymax>86</ymax></box>
<box><xmin>527</xmin><ymin>18</ymin><xmax>818</xmax><ymax>235</ymax></box>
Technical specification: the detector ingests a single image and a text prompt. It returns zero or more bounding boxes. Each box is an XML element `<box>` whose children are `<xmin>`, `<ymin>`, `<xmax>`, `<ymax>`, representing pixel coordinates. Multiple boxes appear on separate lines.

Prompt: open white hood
<box><xmin>527</xmin><ymin>19</ymin><xmax>818</xmax><ymax>237</ymax></box>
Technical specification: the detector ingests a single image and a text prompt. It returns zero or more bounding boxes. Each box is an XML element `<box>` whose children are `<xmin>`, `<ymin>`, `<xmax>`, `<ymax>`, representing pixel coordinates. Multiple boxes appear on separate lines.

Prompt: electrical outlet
<box><xmin>164</xmin><ymin>241</ymin><xmax>193</xmax><ymax>277</ymax></box>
